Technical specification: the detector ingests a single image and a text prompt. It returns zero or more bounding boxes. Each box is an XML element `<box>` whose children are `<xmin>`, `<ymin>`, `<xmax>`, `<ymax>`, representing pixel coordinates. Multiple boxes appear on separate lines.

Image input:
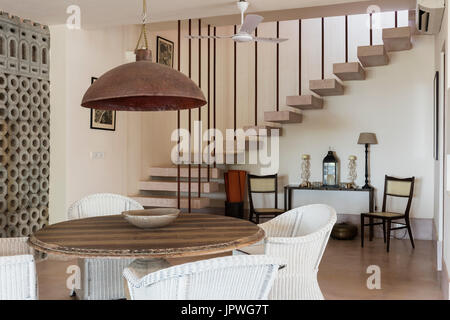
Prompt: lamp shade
<box><xmin>81</xmin><ymin>53</ymin><xmax>207</xmax><ymax>111</ymax></box>
<box><xmin>358</xmin><ymin>132</ymin><xmax>378</xmax><ymax>145</ymax></box>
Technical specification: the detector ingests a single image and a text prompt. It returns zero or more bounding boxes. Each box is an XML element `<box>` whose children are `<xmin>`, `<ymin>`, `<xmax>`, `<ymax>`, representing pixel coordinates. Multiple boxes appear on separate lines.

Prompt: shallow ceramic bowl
<box><xmin>122</xmin><ymin>208</ymin><xmax>180</xmax><ymax>229</ymax></box>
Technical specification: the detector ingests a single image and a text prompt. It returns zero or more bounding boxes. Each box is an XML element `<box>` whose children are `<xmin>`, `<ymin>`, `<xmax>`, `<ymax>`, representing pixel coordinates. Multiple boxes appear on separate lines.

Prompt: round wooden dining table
<box><xmin>29</xmin><ymin>213</ymin><xmax>265</xmax><ymax>299</ymax></box>
<box><xmin>28</xmin><ymin>213</ymin><xmax>264</xmax><ymax>259</ymax></box>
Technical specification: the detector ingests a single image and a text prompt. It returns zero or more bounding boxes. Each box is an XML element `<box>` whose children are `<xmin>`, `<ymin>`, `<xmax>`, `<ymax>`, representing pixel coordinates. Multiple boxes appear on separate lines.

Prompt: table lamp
<box><xmin>358</xmin><ymin>132</ymin><xmax>378</xmax><ymax>189</ymax></box>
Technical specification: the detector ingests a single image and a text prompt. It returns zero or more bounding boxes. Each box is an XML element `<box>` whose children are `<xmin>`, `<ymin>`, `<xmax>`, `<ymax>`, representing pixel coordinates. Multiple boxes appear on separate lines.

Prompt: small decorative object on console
<box><xmin>300</xmin><ymin>154</ymin><xmax>311</xmax><ymax>187</ymax></box>
<box><xmin>312</xmin><ymin>181</ymin><xmax>322</xmax><ymax>188</ymax></box>
<box><xmin>358</xmin><ymin>132</ymin><xmax>378</xmax><ymax>189</ymax></box>
<box><xmin>347</xmin><ymin>155</ymin><xmax>357</xmax><ymax>188</ymax></box>
<box><xmin>323</xmin><ymin>150</ymin><xmax>339</xmax><ymax>187</ymax></box>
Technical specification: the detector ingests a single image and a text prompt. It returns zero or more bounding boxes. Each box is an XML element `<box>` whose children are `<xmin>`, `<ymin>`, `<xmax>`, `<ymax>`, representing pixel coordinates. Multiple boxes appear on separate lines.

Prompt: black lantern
<box><xmin>323</xmin><ymin>151</ymin><xmax>338</xmax><ymax>187</ymax></box>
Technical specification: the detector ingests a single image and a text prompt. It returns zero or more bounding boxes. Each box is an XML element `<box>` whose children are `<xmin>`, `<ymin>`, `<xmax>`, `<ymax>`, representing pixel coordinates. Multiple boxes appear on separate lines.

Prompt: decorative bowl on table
<box><xmin>122</xmin><ymin>208</ymin><xmax>180</xmax><ymax>229</ymax></box>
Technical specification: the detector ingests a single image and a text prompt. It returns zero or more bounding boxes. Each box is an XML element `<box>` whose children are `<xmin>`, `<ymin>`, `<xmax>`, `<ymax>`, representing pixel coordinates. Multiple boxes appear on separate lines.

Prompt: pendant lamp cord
<box><xmin>135</xmin><ymin>0</ymin><xmax>149</xmax><ymax>51</ymax></box>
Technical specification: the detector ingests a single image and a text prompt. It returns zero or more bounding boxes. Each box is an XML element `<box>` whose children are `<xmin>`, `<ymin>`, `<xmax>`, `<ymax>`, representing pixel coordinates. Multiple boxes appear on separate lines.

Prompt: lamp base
<box><xmin>362</xmin><ymin>184</ymin><xmax>372</xmax><ymax>190</ymax></box>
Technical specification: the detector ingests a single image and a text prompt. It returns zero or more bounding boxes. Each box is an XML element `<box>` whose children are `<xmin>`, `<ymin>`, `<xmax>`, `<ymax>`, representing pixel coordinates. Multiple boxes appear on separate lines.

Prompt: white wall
<box><xmin>49</xmin><ymin>24</ymin><xmax>140</xmax><ymax>223</ymax></box>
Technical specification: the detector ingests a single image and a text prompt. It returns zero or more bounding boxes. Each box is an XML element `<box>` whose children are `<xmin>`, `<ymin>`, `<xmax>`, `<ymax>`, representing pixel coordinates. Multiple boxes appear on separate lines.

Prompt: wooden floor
<box><xmin>319</xmin><ymin>238</ymin><xmax>443</xmax><ymax>300</ymax></box>
<box><xmin>36</xmin><ymin>237</ymin><xmax>443</xmax><ymax>300</ymax></box>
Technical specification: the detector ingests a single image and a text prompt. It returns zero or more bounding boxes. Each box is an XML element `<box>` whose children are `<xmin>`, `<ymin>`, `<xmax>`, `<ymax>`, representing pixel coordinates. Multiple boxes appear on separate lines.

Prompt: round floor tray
<box><xmin>331</xmin><ymin>223</ymin><xmax>358</xmax><ymax>240</ymax></box>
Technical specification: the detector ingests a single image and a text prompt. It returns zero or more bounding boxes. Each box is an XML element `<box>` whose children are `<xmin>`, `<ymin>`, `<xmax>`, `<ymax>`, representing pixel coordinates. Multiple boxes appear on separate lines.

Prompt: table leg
<box><xmin>369</xmin><ymin>217</ymin><xmax>374</xmax><ymax>241</ymax></box>
<box><xmin>369</xmin><ymin>188</ymin><xmax>375</xmax><ymax>212</ymax></box>
<box><xmin>284</xmin><ymin>187</ymin><xmax>287</xmax><ymax>210</ymax></box>
<box><xmin>369</xmin><ymin>188</ymin><xmax>375</xmax><ymax>240</ymax></box>
<box><xmin>288</xmin><ymin>189</ymin><xmax>293</xmax><ymax>210</ymax></box>
<box><xmin>124</xmin><ymin>258</ymin><xmax>171</xmax><ymax>300</ymax></box>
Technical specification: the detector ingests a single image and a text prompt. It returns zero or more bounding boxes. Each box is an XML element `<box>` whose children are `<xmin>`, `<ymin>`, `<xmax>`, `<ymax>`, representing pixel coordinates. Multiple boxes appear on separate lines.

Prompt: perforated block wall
<box><xmin>0</xmin><ymin>12</ymin><xmax>50</xmax><ymax>237</ymax></box>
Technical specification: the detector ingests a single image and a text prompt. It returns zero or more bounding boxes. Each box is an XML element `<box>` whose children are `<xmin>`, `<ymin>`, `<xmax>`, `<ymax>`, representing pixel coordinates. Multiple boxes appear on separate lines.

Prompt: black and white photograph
<box><xmin>89</xmin><ymin>77</ymin><xmax>116</xmax><ymax>131</ymax></box>
<box><xmin>156</xmin><ymin>36</ymin><xmax>174</xmax><ymax>67</ymax></box>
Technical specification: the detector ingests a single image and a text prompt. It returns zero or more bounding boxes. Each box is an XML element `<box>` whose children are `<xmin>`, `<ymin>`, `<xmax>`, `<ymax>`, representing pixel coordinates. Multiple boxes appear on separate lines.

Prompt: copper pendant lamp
<box><xmin>81</xmin><ymin>0</ymin><xmax>206</xmax><ymax>111</ymax></box>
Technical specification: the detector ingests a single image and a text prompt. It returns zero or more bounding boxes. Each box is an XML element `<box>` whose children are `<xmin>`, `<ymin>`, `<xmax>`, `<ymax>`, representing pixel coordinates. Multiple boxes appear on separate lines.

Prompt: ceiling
<box><xmin>0</xmin><ymin>0</ymin><xmax>374</xmax><ymax>28</ymax></box>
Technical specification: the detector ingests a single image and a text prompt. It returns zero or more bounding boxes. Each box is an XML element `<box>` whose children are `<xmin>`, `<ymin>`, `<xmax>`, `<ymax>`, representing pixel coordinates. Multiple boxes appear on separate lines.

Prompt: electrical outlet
<box><xmin>90</xmin><ymin>152</ymin><xmax>105</xmax><ymax>160</ymax></box>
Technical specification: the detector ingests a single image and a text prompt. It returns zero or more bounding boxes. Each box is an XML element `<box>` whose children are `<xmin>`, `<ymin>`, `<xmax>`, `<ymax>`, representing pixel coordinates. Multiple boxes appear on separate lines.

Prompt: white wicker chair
<box><xmin>67</xmin><ymin>193</ymin><xmax>144</xmax><ymax>300</ymax></box>
<box><xmin>235</xmin><ymin>204</ymin><xmax>337</xmax><ymax>300</ymax></box>
<box><xmin>0</xmin><ymin>237</ymin><xmax>37</xmax><ymax>300</ymax></box>
<box><xmin>123</xmin><ymin>255</ymin><xmax>283</xmax><ymax>300</ymax></box>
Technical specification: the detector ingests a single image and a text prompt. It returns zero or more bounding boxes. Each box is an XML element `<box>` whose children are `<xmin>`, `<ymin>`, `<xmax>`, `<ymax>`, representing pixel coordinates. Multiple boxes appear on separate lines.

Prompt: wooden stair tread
<box><xmin>242</xmin><ymin>125</ymin><xmax>282</xmax><ymax>136</ymax></box>
<box><xmin>181</xmin><ymin>150</ymin><xmax>245</xmax><ymax>164</ymax></box>
<box><xmin>148</xmin><ymin>166</ymin><xmax>222</xmax><ymax>179</ymax></box>
<box><xmin>382</xmin><ymin>26</ymin><xmax>412</xmax><ymax>52</ymax></box>
<box><xmin>227</xmin><ymin>139</ymin><xmax>263</xmax><ymax>151</ymax></box>
<box><xmin>309</xmin><ymin>79</ymin><xmax>344</xmax><ymax>96</ymax></box>
<box><xmin>264</xmin><ymin>110</ymin><xmax>303</xmax><ymax>124</ymax></box>
<box><xmin>333</xmin><ymin>62</ymin><xmax>366</xmax><ymax>81</ymax></box>
<box><xmin>131</xmin><ymin>195</ymin><xmax>210</xmax><ymax>209</ymax></box>
<box><xmin>139</xmin><ymin>181</ymin><xmax>220</xmax><ymax>193</ymax></box>
<box><xmin>286</xmin><ymin>95</ymin><xmax>323</xmax><ymax>110</ymax></box>
<box><xmin>357</xmin><ymin>45</ymin><xmax>389</xmax><ymax>67</ymax></box>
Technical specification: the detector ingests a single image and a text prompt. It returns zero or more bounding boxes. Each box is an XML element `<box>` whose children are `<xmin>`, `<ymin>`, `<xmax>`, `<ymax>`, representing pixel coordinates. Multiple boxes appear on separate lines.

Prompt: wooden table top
<box><xmin>28</xmin><ymin>213</ymin><xmax>264</xmax><ymax>259</ymax></box>
<box><xmin>285</xmin><ymin>184</ymin><xmax>373</xmax><ymax>192</ymax></box>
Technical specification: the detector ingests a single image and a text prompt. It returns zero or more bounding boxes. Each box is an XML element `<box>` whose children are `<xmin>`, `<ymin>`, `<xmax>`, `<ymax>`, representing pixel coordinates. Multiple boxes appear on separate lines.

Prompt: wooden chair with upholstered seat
<box><xmin>248</xmin><ymin>174</ymin><xmax>284</xmax><ymax>224</ymax></box>
<box><xmin>361</xmin><ymin>175</ymin><xmax>415</xmax><ymax>252</ymax></box>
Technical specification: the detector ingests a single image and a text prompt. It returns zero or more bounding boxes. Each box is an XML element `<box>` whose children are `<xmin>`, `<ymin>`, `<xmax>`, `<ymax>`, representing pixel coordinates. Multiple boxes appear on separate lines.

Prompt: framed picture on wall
<box><xmin>89</xmin><ymin>77</ymin><xmax>116</xmax><ymax>131</ymax></box>
<box><xmin>156</xmin><ymin>36</ymin><xmax>174</xmax><ymax>68</ymax></box>
<box><xmin>433</xmin><ymin>71</ymin><xmax>439</xmax><ymax>160</ymax></box>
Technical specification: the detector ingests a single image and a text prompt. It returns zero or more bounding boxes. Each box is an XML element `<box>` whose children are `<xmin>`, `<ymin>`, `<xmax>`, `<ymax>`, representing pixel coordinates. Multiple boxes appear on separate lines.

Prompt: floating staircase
<box><xmin>256</xmin><ymin>24</ymin><xmax>410</xmax><ymax>138</ymax></box>
<box><xmin>257</xmin><ymin>22</ymin><xmax>414</xmax><ymax>128</ymax></box>
<box><xmin>133</xmin><ymin>21</ymin><xmax>415</xmax><ymax>211</ymax></box>
<box><xmin>131</xmin><ymin>166</ymin><xmax>223</xmax><ymax>210</ymax></box>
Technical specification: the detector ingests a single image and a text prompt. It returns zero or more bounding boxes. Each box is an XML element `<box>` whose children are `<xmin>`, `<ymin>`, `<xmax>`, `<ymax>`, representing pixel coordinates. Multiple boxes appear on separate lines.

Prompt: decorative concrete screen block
<box><xmin>0</xmin><ymin>12</ymin><xmax>50</xmax><ymax>238</ymax></box>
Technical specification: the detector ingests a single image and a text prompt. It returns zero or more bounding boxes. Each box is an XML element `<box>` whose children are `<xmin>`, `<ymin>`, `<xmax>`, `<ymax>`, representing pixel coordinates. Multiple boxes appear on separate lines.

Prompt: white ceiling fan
<box><xmin>186</xmin><ymin>0</ymin><xmax>288</xmax><ymax>43</ymax></box>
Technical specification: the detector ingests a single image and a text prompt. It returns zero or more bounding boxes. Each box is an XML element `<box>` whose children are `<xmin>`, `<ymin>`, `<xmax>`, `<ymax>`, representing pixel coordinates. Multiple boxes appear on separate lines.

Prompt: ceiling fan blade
<box><xmin>185</xmin><ymin>35</ymin><xmax>232</xmax><ymax>39</ymax></box>
<box><xmin>254</xmin><ymin>37</ymin><xmax>288</xmax><ymax>43</ymax></box>
<box><xmin>239</xmin><ymin>14</ymin><xmax>263</xmax><ymax>34</ymax></box>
